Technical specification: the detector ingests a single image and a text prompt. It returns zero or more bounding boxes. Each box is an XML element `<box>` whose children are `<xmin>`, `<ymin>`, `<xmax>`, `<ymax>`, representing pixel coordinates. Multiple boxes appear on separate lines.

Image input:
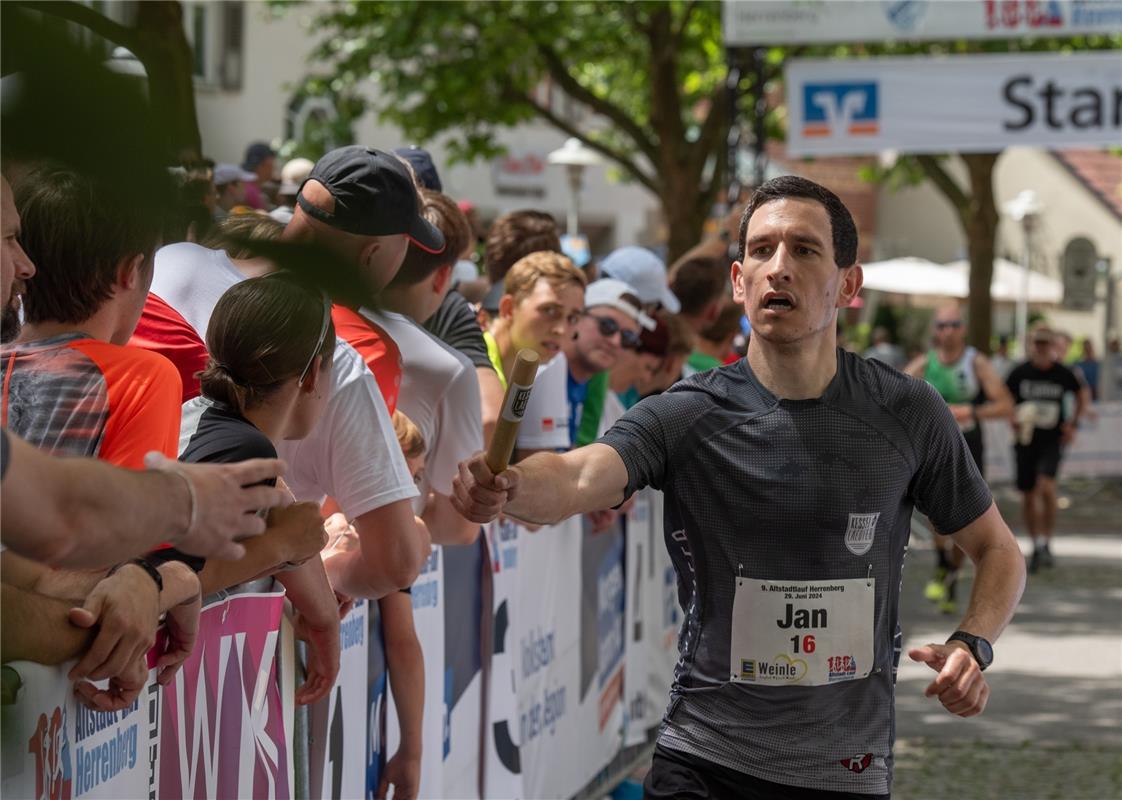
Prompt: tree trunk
<box><xmin>960</xmin><ymin>153</ymin><xmax>1000</xmax><ymax>355</ymax></box>
<box><xmin>662</xmin><ymin>190</ymin><xmax>710</xmax><ymax>264</ymax></box>
<box><xmin>133</xmin><ymin>1</ymin><xmax>202</xmax><ymax>162</ymax></box>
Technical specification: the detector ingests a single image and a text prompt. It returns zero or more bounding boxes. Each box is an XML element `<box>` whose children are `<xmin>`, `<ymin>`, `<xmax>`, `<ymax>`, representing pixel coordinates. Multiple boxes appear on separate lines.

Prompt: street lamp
<box><xmin>1003</xmin><ymin>189</ymin><xmax>1044</xmax><ymax>356</ymax></box>
<box><xmin>547</xmin><ymin>138</ymin><xmax>602</xmax><ymax>237</ymax></box>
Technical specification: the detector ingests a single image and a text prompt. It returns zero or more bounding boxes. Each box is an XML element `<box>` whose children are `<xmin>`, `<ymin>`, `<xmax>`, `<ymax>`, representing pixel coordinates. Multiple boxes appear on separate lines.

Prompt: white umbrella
<box><xmin>859</xmin><ymin>257</ymin><xmax>967</xmax><ymax>298</ymax></box>
<box><xmin>944</xmin><ymin>258</ymin><xmax>1063</xmax><ymax>304</ymax></box>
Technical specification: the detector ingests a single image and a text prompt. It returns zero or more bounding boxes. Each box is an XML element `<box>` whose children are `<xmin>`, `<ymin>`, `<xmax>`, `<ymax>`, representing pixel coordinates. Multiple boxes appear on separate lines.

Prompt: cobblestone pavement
<box><xmin>895</xmin><ymin>485</ymin><xmax>1122</xmax><ymax>800</ymax></box>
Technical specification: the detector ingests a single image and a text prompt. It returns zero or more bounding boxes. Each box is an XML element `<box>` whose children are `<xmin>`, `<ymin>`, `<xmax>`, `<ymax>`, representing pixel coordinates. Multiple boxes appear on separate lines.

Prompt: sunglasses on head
<box><xmin>934</xmin><ymin>320</ymin><xmax>963</xmax><ymax>330</ymax></box>
<box><xmin>586</xmin><ymin>313</ymin><xmax>640</xmax><ymax>349</ymax></box>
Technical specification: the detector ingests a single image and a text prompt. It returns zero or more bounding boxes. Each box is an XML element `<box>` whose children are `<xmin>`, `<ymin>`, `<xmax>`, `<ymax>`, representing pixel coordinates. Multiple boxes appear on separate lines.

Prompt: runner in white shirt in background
<box><xmin>375</xmin><ymin>189</ymin><xmax>484</xmax><ymax>545</ymax></box>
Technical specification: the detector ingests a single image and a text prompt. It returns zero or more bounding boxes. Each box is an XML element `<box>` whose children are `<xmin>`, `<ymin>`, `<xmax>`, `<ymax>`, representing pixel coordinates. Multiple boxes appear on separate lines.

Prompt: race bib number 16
<box><xmin>729</xmin><ymin>578</ymin><xmax>874</xmax><ymax>687</ymax></box>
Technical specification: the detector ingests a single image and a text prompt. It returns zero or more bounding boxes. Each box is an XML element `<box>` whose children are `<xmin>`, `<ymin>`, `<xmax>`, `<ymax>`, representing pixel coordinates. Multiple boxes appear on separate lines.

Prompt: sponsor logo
<box><xmin>882</xmin><ymin>0</ymin><xmax>928</xmax><ymax>32</ymax></box>
<box><xmin>828</xmin><ymin>655</ymin><xmax>858</xmax><ymax>682</ymax></box>
<box><xmin>840</xmin><ymin>753</ymin><xmax>874</xmax><ymax>774</ymax></box>
<box><xmin>743</xmin><ymin>654</ymin><xmax>808</xmax><ymax>683</ymax></box>
<box><xmin>985</xmin><ymin>0</ymin><xmax>1064</xmax><ymax>30</ymax></box>
<box><xmin>28</xmin><ymin>705</ymin><xmax>73</xmax><ymax>800</ymax></box>
<box><xmin>802</xmin><ymin>82</ymin><xmax>879</xmax><ymax>138</ymax></box>
<box><xmin>541</xmin><ymin>417</ymin><xmax>555</xmax><ymax>432</ymax></box>
<box><xmin>510</xmin><ymin>386</ymin><xmax>531</xmax><ymax>419</ymax></box>
<box><xmin>845</xmin><ymin>512</ymin><xmax>880</xmax><ymax>556</ymax></box>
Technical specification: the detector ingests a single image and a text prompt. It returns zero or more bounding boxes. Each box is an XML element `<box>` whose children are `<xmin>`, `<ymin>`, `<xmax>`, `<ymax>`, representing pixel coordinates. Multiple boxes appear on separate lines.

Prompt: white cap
<box><xmin>451</xmin><ymin>259</ymin><xmax>479</xmax><ymax>285</ymax></box>
<box><xmin>599</xmin><ymin>246</ymin><xmax>680</xmax><ymax>313</ymax></box>
<box><xmin>279</xmin><ymin>157</ymin><xmax>315</xmax><ymax>195</ymax></box>
<box><xmin>585</xmin><ymin>278</ymin><xmax>656</xmax><ymax>331</ymax></box>
<box><xmin>214</xmin><ymin>163</ymin><xmax>257</xmax><ymax>186</ymax></box>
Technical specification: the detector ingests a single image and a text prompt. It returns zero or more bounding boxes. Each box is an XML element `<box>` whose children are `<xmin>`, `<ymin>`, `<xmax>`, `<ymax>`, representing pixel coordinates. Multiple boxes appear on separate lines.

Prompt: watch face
<box><xmin>975</xmin><ymin>638</ymin><xmax>994</xmax><ymax>666</ymax></box>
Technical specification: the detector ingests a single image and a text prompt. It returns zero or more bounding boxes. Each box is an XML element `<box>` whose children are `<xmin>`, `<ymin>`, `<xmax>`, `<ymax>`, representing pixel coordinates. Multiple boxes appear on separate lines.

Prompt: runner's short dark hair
<box><xmin>737</xmin><ymin>176</ymin><xmax>858</xmax><ymax>268</ymax></box>
<box><xmin>390</xmin><ymin>190</ymin><xmax>473</xmax><ymax>287</ymax></box>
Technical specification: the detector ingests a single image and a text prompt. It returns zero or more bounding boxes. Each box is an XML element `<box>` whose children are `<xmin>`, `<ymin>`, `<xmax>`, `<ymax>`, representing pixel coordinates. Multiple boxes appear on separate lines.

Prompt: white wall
<box><xmin>191</xmin><ymin>4</ymin><xmax>661</xmax><ymax>252</ymax></box>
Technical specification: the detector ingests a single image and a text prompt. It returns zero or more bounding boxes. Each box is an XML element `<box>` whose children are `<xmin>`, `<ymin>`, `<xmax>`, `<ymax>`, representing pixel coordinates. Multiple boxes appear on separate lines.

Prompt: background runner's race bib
<box><xmin>729</xmin><ymin>578</ymin><xmax>874</xmax><ymax>687</ymax></box>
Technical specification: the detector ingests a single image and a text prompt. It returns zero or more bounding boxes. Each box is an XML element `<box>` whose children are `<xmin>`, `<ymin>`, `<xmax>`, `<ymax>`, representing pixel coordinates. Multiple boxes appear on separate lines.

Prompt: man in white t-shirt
<box><xmin>375</xmin><ymin>190</ymin><xmax>483</xmax><ymax>545</ymax></box>
<box><xmin>150</xmin><ymin>146</ymin><xmax>445</xmax><ymax>600</ymax></box>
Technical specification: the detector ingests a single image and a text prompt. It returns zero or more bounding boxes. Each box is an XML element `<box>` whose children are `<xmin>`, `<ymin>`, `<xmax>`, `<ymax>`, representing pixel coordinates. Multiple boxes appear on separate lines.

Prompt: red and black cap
<box><xmin>297</xmin><ymin>146</ymin><xmax>445</xmax><ymax>254</ymax></box>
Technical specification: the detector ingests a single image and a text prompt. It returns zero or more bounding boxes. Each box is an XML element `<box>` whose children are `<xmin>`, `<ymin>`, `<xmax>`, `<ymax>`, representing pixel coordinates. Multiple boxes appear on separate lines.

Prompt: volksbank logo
<box><xmin>802</xmin><ymin>82</ymin><xmax>880</xmax><ymax>138</ymax></box>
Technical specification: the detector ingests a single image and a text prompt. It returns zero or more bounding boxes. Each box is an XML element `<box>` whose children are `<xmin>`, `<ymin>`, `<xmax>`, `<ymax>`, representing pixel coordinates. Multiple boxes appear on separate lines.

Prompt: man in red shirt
<box><xmin>2</xmin><ymin>164</ymin><xmax>198</xmax><ymax>709</ymax></box>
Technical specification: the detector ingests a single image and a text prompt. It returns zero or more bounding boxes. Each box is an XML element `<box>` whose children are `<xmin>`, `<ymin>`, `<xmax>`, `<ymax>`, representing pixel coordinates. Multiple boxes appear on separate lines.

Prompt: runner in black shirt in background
<box><xmin>1006</xmin><ymin>326</ymin><xmax>1085</xmax><ymax>573</ymax></box>
<box><xmin>454</xmin><ymin>177</ymin><xmax>1026</xmax><ymax>798</ymax></box>
<box><xmin>179</xmin><ymin>274</ymin><xmax>341</xmax><ymax>705</ymax></box>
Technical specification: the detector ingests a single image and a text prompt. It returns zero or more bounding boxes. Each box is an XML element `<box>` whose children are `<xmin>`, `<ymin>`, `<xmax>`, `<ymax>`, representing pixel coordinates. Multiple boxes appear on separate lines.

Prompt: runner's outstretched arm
<box><xmin>452</xmin><ymin>443</ymin><xmax>629</xmax><ymax>526</ymax></box>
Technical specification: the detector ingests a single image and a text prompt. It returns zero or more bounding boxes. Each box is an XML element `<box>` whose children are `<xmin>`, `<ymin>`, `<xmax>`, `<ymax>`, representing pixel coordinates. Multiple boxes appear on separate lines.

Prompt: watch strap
<box><xmin>109</xmin><ymin>557</ymin><xmax>164</xmax><ymax>593</ymax></box>
<box><xmin>947</xmin><ymin>630</ymin><xmax>991</xmax><ymax>671</ymax></box>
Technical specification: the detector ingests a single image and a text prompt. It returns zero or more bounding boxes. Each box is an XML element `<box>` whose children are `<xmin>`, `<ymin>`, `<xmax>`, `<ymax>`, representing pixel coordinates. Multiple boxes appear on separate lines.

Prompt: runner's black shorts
<box><xmin>644</xmin><ymin>744</ymin><xmax>890</xmax><ymax>800</ymax></box>
<box><xmin>1014</xmin><ymin>437</ymin><xmax>1062</xmax><ymax>491</ymax></box>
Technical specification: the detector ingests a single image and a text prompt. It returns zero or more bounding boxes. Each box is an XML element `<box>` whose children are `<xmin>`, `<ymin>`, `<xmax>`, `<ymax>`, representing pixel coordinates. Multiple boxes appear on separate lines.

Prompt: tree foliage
<box><xmin>280</xmin><ymin>0</ymin><xmax>782</xmax><ymax>259</ymax></box>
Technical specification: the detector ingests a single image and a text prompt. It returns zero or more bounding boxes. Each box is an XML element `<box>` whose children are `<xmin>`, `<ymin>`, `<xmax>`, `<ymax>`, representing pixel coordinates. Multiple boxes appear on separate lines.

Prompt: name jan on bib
<box><xmin>729</xmin><ymin>577</ymin><xmax>874</xmax><ymax>687</ymax></box>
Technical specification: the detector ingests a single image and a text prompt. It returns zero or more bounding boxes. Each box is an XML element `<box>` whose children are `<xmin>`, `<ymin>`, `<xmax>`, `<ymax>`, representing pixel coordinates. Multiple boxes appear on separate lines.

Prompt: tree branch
<box><xmin>14</xmin><ymin>1</ymin><xmax>142</xmax><ymax>55</ymax></box>
<box><xmin>915</xmin><ymin>154</ymin><xmax>969</xmax><ymax>217</ymax></box>
<box><xmin>509</xmin><ymin>88</ymin><xmax>660</xmax><ymax>196</ymax></box>
<box><xmin>535</xmin><ymin>43</ymin><xmax>660</xmax><ymax>164</ymax></box>
<box><xmin>673</xmin><ymin>0</ymin><xmax>701</xmax><ymax>42</ymax></box>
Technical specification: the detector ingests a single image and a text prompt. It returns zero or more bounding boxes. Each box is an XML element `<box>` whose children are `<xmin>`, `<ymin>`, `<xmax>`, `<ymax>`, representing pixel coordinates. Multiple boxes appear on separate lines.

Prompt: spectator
<box><xmin>0</xmin><ymin>175</ymin><xmax>37</xmax><ymax>342</ymax></box>
<box><xmin>213</xmin><ymin>163</ymin><xmax>256</xmax><ymax>220</ymax></box>
<box><xmin>270</xmin><ymin>157</ymin><xmax>314</xmax><ymax>225</ymax></box>
<box><xmin>611</xmin><ymin>316</ymin><xmax>670</xmax><ymax>410</ymax></box>
<box><xmin>990</xmin><ymin>334</ymin><xmax>1014</xmax><ymax>381</ymax></box>
<box><xmin>179</xmin><ymin>275</ymin><xmax>341</xmax><ymax>704</ymax></box>
<box><xmin>201</xmin><ymin>212</ymin><xmax>285</xmax><ymax>257</ymax></box>
<box><xmin>563</xmin><ymin>279</ymin><xmax>654</xmax><ymax>449</ymax></box>
<box><xmin>668</xmin><ymin>250</ymin><xmax>727</xmax><ymax>334</ymax></box>
<box><xmin>2</xmin><ymin>163</ymin><xmax>199</xmax><ymax>707</ymax></box>
<box><xmin>1101</xmin><ymin>336</ymin><xmax>1122</xmax><ymax>402</ymax></box>
<box><xmin>375</xmin><ymin>190</ymin><xmax>483</xmax><ymax>545</ymax></box>
<box><xmin>1054</xmin><ymin>329</ymin><xmax>1094</xmax><ymax>420</ymax></box>
<box><xmin>685</xmin><ymin>299</ymin><xmax>744</xmax><ymax>376</ymax></box>
<box><xmin>143</xmin><ymin>145</ymin><xmax>439</xmax><ymax>600</ymax></box>
<box><xmin>486</xmin><ymin>252</ymin><xmax>587</xmax><ymax>455</ymax></box>
<box><xmin>862</xmin><ymin>326</ymin><xmax>907</xmax><ymax>371</ymax></box>
<box><xmin>637</xmin><ymin>310</ymin><xmax>696</xmax><ymax>396</ymax></box>
<box><xmin>242</xmin><ymin>142</ymin><xmax>277</xmax><ymax>210</ymax></box>
<box><xmin>1075</xmin><ymin>338</ymin><xmax>1100</xmax><ymax>401</ymax></box>
<box><xmin>599</xmin><ymin>246</ymin><xmax>681</xmax><ymax>313</ymax></box>
<box><xmin>394</xmin><ymin>145</ymin><xmax>442</xmax><ymax>192</ymax></box>
<box><xmin>480</xmin><ymin>209</ymin><xmax>562</xmax><ymax>321</ymax></box>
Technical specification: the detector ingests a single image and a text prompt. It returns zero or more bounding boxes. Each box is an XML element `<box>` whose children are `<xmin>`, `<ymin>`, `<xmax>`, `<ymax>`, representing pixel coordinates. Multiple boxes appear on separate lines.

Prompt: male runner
<box><xmin>905</xmin><ymin>303</ymin><xmax>1012</xmax><ymax>613</ymax></box>
<box><xmin>455</xmin><ymin>176</ymin><xmax>1025</xmax><ymax>798</ymax></box>
<box><xmin>1006</xmin><ymin>326</ymin><xmax>1085</xmax><ymax>573</ymax></box>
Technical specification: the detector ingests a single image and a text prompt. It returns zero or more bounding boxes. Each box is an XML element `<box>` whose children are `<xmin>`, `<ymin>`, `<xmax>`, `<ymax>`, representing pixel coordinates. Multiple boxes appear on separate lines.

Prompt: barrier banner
<box><xmin>484</xmin><ymin>518</ymin><xmax>524</xmax><ymax>799</ymax></box>
<box><xmin>621</xmin><ymin>489</ymin><xmax>676</xmax><ymax>747</ymax></box>
<box><xmin>385</xmin><ymin>545</ymin><xmax>445</xmax><ymax>799</ymax></box>
<box><xmin>365</xmin><ymin>602</ymin><xmax>388</xmax><ymax>799</ymax></box>
<box><xmin>155</xmin><ymin>586</ymin><xmax>289</xmax><ymax>800</ymax></box>
<box><xmin>308</xmin><ymin>600</ymin><xmax>368</xmax><ymax>800</ymax></box>
<box><xmin>1</xmin><ymin>659</ymin><xmax>154</xmax><ymax>800</ymax></box>
<box><xmin>440</xmin><ymin>539</ymin><xmax>486</xmax><ymax>799</ymax></box>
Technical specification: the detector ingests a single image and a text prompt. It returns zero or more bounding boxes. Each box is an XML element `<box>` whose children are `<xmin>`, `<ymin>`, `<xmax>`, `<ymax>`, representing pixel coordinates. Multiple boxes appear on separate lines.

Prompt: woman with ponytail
<box><xmin>178</xmin><ymin>273</ymin><xmax>341</xmax><ymax>704</ymax></box>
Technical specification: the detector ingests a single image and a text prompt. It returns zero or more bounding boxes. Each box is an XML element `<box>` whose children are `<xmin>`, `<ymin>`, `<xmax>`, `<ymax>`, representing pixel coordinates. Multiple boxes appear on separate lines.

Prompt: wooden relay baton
<box><xmin>485</xmin><ymin>349</ymin><xmax>540</xmax><ymax>475</ymax></box>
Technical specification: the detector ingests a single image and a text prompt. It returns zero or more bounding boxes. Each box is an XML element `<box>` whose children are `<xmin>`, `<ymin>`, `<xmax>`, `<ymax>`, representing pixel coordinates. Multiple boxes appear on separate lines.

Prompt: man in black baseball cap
<box><xmin>290</xmin><ymin>145</ymin><xmax>445</xmax><ymax>292</ymax></box>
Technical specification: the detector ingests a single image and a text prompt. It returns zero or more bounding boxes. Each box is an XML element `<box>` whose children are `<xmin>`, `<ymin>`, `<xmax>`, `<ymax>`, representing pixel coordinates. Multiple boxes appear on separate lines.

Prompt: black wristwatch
<box><xmin>109</xmin><ymin>557</ymin><xmax>164</xmax><ymax>593</ymax></box>
<box><xmin>947</xmin><ymin>630</ymin><xmax>993</xmax><ymax>671</ymax></box>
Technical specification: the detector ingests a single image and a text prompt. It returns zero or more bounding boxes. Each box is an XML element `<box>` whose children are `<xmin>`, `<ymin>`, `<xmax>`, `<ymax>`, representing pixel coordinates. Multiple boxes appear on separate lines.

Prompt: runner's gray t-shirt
<box><xmin>599</xmin><ymin>350</ymin><xmax>992</xmax><ymax>794</ymax></box>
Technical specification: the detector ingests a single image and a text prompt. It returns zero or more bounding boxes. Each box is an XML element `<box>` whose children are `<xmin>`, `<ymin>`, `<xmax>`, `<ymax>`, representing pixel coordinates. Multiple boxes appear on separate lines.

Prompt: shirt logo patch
<box><xmin>541</xmin><ymin>418</ymin><xmax>555</xmax><ymax>432</ymax></box>
<box><xmin>840</xmin><ymin>753</ymin><xmax>873</xmax><ymax>774</ymax></box>
<box><xmin>844</xmin><ymin>513</ymin><xmax>879</xmax><ymax>556</ymax></box>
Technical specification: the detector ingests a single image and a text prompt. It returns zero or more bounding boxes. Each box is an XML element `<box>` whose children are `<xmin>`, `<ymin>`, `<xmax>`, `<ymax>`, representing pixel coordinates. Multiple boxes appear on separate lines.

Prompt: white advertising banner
<box><xmin>308</xmin><ymin>600</ymin><xmax>369</xmax><ymax>800</ymax></box>
<box><xmin>785</xmin><ymin>52</ymin><xmax>1122</xmax><ymax>156</ymax></box>
<box><xmin>725</xmin><ymin>0</ymin><xmax>1122</xmax><ymax>45</ymax></box>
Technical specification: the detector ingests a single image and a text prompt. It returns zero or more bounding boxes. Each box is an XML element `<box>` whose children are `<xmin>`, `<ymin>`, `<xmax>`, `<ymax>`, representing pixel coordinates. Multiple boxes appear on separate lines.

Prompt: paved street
<box><xmin>894</xmin><ymin>485</ymin><xmax>1122</xmax><ymax>800</ymax></box>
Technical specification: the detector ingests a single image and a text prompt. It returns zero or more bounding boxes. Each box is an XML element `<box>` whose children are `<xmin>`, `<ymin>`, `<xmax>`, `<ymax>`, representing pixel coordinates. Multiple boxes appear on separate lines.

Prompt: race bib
<box><xmin>729</xmin><ymin>577</ymin><xmax>874</xmax><ymax>687</ymax></box>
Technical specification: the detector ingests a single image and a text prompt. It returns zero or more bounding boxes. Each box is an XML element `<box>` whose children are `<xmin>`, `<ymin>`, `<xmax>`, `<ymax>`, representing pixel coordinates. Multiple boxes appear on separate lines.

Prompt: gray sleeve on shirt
<box><xmin>597</xmin><ymin>390</ymin><xmax>705</xmax><ymax>500</ymax></box>
<box><xmin>905</xmin><ymin>380</ymin><xmax>994</xmax><ymax>534</ymax></box>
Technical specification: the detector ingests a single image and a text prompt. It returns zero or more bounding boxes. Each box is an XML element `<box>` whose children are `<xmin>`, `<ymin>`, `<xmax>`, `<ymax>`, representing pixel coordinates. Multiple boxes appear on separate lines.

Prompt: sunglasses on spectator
<box><xmin>586</xmin><ymin>313</ymin><xmax>640</xmax><ymax>349</ymax></box>
<box><xmin>934</xmin><ymin>320</ymin><xmax>963</xmax><ymax>330</ymax></box>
